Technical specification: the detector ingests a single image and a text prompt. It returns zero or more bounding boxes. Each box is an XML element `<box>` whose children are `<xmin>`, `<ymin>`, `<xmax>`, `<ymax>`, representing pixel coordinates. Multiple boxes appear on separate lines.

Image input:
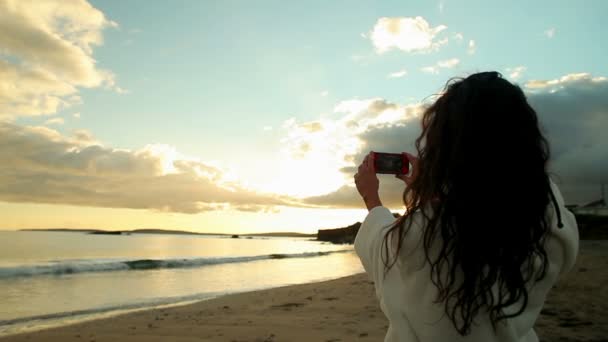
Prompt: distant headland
<box><xmin>18</xmin><ymin>228</ymin><xmax>316</xmax><ymax>238</ymax></box>
<box><xmin>17</xmin><ymin>211</ymin><xmax>608</xmax><ymax>242</ymax></box>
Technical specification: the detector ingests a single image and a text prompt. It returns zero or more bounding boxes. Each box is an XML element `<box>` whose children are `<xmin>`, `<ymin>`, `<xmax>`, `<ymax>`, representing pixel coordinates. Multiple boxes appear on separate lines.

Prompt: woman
<box><xmin>353</xmin><ymin>72</ymin><xmax>579</xmax><ymax>341</ymax></box>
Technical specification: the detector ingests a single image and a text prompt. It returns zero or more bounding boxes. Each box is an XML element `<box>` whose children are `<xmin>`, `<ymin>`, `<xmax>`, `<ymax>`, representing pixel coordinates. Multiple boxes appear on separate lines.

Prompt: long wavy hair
<box><xmin>383</xmin><ymin>71</ymin><xmax>552</xmax><ymax>335</ymax></box>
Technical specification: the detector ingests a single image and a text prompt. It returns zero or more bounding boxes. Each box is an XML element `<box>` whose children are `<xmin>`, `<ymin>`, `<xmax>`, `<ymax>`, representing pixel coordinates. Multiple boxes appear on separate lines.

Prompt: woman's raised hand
<box><xmin>354</xmin><ymin>152</ymin><xmax>382</xmax><ymax>210</ymax></box>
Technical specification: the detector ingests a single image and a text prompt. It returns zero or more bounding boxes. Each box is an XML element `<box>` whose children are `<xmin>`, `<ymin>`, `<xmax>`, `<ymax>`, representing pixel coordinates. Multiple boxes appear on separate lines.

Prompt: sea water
<box><xmin>0</xmin><ymin>231</ymin><xmax>364</xmax><ymax>336</ymax></box>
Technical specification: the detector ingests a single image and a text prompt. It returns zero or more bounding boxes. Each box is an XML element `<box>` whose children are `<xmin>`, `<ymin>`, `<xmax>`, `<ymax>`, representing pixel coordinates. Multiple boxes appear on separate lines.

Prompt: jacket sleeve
<box><xmin>354</xmin><ymin>206</ymin><xmax>398</xmax><ymax>299</ymax></box>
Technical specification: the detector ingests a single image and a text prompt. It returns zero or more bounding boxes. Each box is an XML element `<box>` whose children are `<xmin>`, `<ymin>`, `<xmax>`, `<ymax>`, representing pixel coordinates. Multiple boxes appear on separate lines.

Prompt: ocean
<box><xmin>0</xmin><ymin>231</ymin><xmax>364</xmax><ymax>336</ymax></box>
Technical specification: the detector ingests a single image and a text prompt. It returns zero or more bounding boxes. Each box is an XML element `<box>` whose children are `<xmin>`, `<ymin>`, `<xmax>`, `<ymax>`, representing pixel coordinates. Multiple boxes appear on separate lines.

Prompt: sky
<box><xmin>1</xmin><ymin>0</ymin><xmax>607</xmax><ymax>233</ymax></box>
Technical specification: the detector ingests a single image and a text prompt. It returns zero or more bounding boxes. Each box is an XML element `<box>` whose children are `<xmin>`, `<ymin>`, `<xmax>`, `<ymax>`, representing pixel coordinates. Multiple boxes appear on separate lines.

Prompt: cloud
<box><xmin>0</xmin><ymin>0</ymin><xmax>117</xmax><ymax>118</ymax></box>
<box><xmin>525</xmin><ymin>73</ymin><xmax>606</xmax><ymax>91</ymax></box>
<box><xmin>72</xmin><ymin>129</ymin><xmax>97</xmax><ymax>144</ymax></box>
<box><xmin>544</xmin><ymin>28</ymin><xmax>556</xmax><ymax>38</ymax></box>
<box><xmin>44</xmin><ymin>117</ymin><xmax>65</xmax><ymax>125</ymax></box>
<box><xmin>453</xmin><ymin>33</ymin><xmax>464</xmax><ymax>41</ymax></box>
<box><xmin>421</xmin><ymin>66</ymin><xmax>439</xmax><ymax>74</ymax></box>
<box><xmin>73</xmin><ymin>112</ymin><xmax>81</xmax><ymax>118</ymax></box>
<box><xmin>268</xmin><ymin>98</ymin><xmax>426</xmax><ymax>199</ymax></box>
<box><xmin>305</xmin><ymin>111</ymin><xmax>425</xmax><ymax>209</ymax></box>
<box><xmin>298</xmin><ymin>73</ymin><xmax>608</xmax><ymax>208</ymax></box>
<box><xmin>388</xmin><ymin>69</ymin><xmax>408</xmax><ymax>79</ymax></box>
<box><xmin>524</xmin><ymin>74</ymin><xmax>608</xmax><ymax>202</ymax></box>
<box><xmin>320</xmin><ymin>90</ymin><xmax>329</xmax><ymax>97</ymax></box>
<box><xmin>115</xmin><ymin>86</ymin><xmax>130</xmax><ymax>94</ymax></box>
<box><xmin>437</xmin><ymin>58</ymin><xmax>460</xmax><ymax>68</ymax></box>
<box><xmin>277</xmin><ymin>99</ymin><xmax>424</xmax><ymax>209</ymax></box>
<box><xmin>421</xmin><ymin>58</ymin><xmax>460</xmax><ymax>74</ymax></box>
<box><xmin>467</xmin><ymin>40</ymin><xmax>476</xmax><ymax>54</ymax></box>
<box><xmin>506</xmin><ymin>66</ymin><xmax>526</xmax><ymax>80</ymax></box>
<box><xmin>0</xmin><ymin>122</ymin><xmax>299</xmax><ymax>213</ymax></box>
<box><xmin>369</xmin><ymin>17</ymin><xmax>448</xmax><ymax>54</ymax></box>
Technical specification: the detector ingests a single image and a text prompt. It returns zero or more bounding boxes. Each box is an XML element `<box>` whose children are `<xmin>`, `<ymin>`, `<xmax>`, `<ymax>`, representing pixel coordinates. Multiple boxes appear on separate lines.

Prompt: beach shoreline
<box><xmin>0</xmin><ymin>273</ymin><xmax>386</xmax><ymax>342</ymax></box>
<box><xmin>1</xmin><ymin>241</ymin><xmax>606</xmax><ymax>342</ymax></box>
<box><xmin>0</xmin><ymin>271</ymin><xmax>361</xmax><ymax>338</ymax></box>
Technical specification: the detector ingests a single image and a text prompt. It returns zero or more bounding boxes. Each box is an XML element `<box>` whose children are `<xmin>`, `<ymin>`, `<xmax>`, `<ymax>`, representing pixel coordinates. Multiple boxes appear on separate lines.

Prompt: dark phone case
<box><xmin>372</xmin><ymin>152</ymin><xmax>409</xmax><ymax>174</ymax></box>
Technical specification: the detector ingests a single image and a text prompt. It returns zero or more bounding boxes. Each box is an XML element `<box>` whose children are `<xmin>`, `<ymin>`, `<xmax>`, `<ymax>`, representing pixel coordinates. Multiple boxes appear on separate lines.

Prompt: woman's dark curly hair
<box><xmin>383</xmin><ymin>71</ymin><xmax>552</xmax><ymax>335</ymax></box>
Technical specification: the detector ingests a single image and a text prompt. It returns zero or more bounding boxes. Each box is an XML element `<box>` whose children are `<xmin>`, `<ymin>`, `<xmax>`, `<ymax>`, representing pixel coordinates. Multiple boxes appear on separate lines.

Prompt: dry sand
<box><xmin>1</xmin><ymin>241</ymin><xmax>606</xmax><ymax>342</ymax></box>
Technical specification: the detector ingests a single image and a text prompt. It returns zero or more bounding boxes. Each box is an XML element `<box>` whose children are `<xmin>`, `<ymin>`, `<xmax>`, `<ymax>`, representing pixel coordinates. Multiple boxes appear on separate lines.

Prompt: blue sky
<box><xmin>23</xmin><ymin>0</ymin><xmax>608</xmax><ymax>161</ymax></box>
<box><xmin>2</xmin><ymin>0</ymin><xmax>607</xmax><ymax>232</ymax></box>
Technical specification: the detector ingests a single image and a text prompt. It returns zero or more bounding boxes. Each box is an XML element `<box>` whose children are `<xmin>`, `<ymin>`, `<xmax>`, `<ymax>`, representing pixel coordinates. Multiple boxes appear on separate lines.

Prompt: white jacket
<box><xmin>354</xmin><ymin>180</ymin><xmax>579</xmax><ymax>342</ymax></box>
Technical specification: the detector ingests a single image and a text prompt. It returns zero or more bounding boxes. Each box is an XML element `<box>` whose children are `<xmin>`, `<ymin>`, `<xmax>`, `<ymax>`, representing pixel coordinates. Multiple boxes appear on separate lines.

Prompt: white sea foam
<box><xmin>0</xmin><ymin>250</ymin><xmax>350</xmax><ymax>279</ymax></box>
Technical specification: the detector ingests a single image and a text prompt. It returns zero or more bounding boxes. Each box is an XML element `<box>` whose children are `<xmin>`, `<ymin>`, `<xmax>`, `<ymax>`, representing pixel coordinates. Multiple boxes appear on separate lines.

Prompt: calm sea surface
<box><xmin>0</xmin><ymin>231</ymin><xmax>364</xmax><ymax>336</ymax></box>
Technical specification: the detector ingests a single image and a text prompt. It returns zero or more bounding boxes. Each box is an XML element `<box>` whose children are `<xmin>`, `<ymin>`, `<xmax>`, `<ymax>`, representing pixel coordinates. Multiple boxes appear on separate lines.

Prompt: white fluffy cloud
<box><xmin>421</xmin><ymin>66</ymin><xmax>439</xmax><ymax>74</ymax></box>
<box><xmin>369</xmin><ymin>17</ymin><xmax>448</xmax><ymax>54</ymax></box>
<box><xmin>0</xmin><ymin>122</ymin><xmax>298</xmax><ymax>213</ymax></box>
<box><xmin>44</xmin><ymin>117</ymin><xmax>64</xmax><ymax>125</ymax></box>
<box><xmin>467</xmin><ymin>40</ymin><xmax>476</xmax><ymax>55</ymax></box>
<box><xmin>388</xmin><ymin>69</ymin><xmax>408</xmax><ymax>79</ymax></box>
<box><xmin>278</xmin><ymin>99</ymin><xmax>424</xmax><ymax>209</ymax></box>
<box><xmin>299</xmin><ymin>73</ymin><xmax>608</xmax><ymax>208</ymax></box>
<box><xmin>437</xmin><ymin>58</ymin><xmax>460</xmax><ymax>68</ymax></box>
<box><xmin>421</xmin><ymin>58</ymin><xmax>460</xmax><ymax>74</ymax></box>
<box><xmin>525</xmin><ymin>73</ymin><xmax>606</xmax><ymax>91</ymax></box>
<box><xmin>0</xmin><ymin>0</ymin><xmax>117</xmax><ymax>118</ymax></box>
<box><xmin>544</xmin><ymin>28</ymin><xmax>556</xmax><ymax>38</ymax></box>
<box><xmin>506</xmin><ymin>66</ymin><xmax>526</xmax><ymax>80</ymax></box>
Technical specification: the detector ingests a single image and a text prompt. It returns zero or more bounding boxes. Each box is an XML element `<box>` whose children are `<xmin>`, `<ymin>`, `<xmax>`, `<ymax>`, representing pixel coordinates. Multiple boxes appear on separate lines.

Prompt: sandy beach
<box><xmin>1</xmin><ymin>241</ymin><xmax>606</xmax><ymax>342</ymax></box>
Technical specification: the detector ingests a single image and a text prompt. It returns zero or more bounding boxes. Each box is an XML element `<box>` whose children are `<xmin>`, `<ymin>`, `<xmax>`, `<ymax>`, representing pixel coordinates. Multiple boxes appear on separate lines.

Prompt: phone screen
<box><xmin>374</xmin><ymin>153</ymin><xmax>408</xmax><ymax>174</ymax></box>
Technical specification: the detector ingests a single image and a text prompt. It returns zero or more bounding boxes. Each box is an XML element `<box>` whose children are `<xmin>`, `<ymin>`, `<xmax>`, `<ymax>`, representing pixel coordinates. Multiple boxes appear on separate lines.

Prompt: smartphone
<box><xmin>372</xmin><ymin>152</ymin><xmax>409</xmax><ymax>175</ymax></box>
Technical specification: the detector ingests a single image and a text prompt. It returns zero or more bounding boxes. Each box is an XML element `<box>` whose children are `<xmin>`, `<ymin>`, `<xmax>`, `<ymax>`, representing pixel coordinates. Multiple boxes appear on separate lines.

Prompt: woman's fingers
<box><xmin>360</xmin><ymin>152</ymin><xmax>373</xmax><ymax>172</ymax></box>
<box><xmin>404</xmin><ymin>152</ymin><xmax>418</xmax><ymax>166</ymax></box>
<box><xmin>355</xmin><ymin>152</ymin><xmax>377</xmax><ymax>181</ymax></box>
<box><xmin>395</xmin><ymin>173</ymin><xmax>411</xmax><ymax>185</ymax></box>
<box><xmin>395</xmin><ymin>152</ymin><xmax>418</xmax><ymax>186</ymax></box>
<box><xmin>355</xmin><ymin>152</ymin><xmax>373</xmax><ymax>183</ymax></box>
<box><xmin>363</xmin><ymin>152</ymin><xmax>372</xmax><ymax>170</ymax></box>
<box><xmin>355</xmin><ymin>152</ymin><xmax>380</xmax><ymax>200</ymax></box>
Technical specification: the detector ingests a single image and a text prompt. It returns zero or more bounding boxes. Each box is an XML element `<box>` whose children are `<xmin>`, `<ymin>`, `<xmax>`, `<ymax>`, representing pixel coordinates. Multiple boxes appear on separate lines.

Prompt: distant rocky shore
<box><xmin>317</xmin><ymin>213</ymin><xmax>401</xmax><ymax>244</ymax></box>
<box><xmin>317</xmin><ymin>213</ymin><xmax>608</xmax><ymax>244</ymax></box>
<box><xmin>317</xmin><ymin>222</ymin><xmax>362</xmax><ymax>244</ymax></box>
<box><xmin>19</xmin><ymin>213</ymin><xmax>607</xmax><ymax>243</ymax></box>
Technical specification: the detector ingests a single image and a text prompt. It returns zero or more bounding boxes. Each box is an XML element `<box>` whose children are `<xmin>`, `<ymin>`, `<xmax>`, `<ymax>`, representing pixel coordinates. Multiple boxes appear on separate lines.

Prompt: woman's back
<box><xmin>355</xmin><ymin>178</ymin><xmax>578</xmax><ymax>341</ymax></box>
<box><xmin>352</xmin><ymin>72</ymin><xmax>580</xmax><ymax>341</ymax></box>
